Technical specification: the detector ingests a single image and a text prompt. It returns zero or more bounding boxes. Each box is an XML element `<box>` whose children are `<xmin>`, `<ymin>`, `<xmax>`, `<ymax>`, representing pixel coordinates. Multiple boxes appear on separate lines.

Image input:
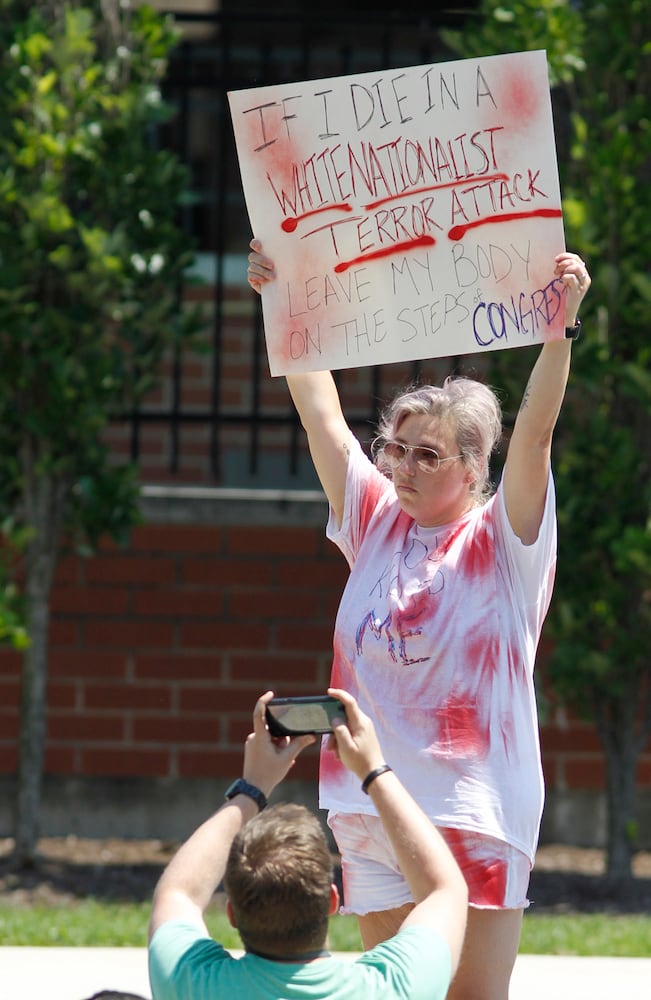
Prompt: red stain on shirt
<box><xmin>433</xmin><ymin>694</ymin><xmax>490</xmax><ymax>760</ymax></box>
<box><xmin>466</xmin><ymin>631</ymin><xmax>501</xmax><ymax>684</ymax></box>
<box><xmin>321</xmin><ymin>642</ymin><xmax>348</xmax><ymax>788</ymax></box>
<box><xmin>319</xmin><ymin>743</ymin><xmax>346</xmax><ymax>785</ymax></box>
<box><xmin>330</xmin><ymin>639</ymin><xmax>355</xmax><ymax>695</ymax></box>
<box><xmin>506</xmin><ymin>638</ymin><xmax>523</xmax><ymax>681</ymax></box>
<box><xmin>359</xmin><ymin>472</ymin><xmax>387</xmax><ymax>533</ymax></box>
<box><xmin>460</xmin><ymin>521</ymin><xmax>493</xmax><ymax>579</ymax></box>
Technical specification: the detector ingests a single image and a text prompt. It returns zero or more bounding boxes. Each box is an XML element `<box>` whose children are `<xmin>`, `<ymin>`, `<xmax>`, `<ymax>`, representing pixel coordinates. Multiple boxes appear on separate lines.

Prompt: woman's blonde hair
<box><xmin>373</xmin><ymin>376</ymin><xmax>503</xmax><ymax>504</ymax></box>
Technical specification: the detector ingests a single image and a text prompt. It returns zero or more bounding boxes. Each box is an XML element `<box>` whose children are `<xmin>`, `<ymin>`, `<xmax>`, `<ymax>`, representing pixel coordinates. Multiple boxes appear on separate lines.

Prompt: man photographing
<box><xmin>148</xmin><ymin>688</ymin><xmax>468</xmax><ymax>999</ymax></box>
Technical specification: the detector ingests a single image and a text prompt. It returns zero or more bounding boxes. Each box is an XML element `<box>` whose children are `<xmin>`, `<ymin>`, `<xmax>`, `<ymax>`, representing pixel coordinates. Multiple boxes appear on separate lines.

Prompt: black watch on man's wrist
<box><xmin>565</xmin><ymin>317</ymin><xmax>581</xmax><ymax>340</ymax></box>
<box><xmin>224</xmin><ymin>778</ymin><xmax>267</xmax><ymax>812</ymax></box>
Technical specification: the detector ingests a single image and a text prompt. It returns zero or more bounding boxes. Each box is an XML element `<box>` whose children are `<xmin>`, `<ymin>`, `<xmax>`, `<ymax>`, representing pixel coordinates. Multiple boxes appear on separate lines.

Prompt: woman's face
<box><xmin>389</xmin><ymin>412</ymin><xmax>474</xmax><ymax>527</ymax></box>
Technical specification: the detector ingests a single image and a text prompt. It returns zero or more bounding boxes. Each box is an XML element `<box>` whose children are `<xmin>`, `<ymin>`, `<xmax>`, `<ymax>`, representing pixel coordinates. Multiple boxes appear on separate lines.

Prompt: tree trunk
<box><xmin>14</xmin><ymin>561</ymin><xmax>53</xmax><ymax>864</ymax></box>
<box><xmin>13</xmin><ymin>444</ymin><xmax>66</xmax><ymax>865</ymax></box>
<box><xmin>603</xmin><ymin>737</ymin><xmax>637</xmax><ymax>879</ymax></box>
<box><xmin>596</xmin><ymin>691</ymin><xmax>641</xmax><ymax>879</ymax></box>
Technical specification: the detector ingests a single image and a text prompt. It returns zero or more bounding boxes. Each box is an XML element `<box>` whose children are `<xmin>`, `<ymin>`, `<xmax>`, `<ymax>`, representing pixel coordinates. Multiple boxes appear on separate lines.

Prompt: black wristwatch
<box><xmin>224</xmin><ymin>778</ymin><xmax>267</xmax><ymax>812</ymax></box>
<box><xmin>565</xmin><ymin>318</ymin><xmax>581</xmax><ymax>340</ymax></box>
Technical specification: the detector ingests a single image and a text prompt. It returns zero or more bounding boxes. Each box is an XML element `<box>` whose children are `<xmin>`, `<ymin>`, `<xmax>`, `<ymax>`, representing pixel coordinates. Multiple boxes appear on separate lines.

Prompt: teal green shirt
<box><xmin>149</xmin><ymin>921</ymin><xmax>451</xmax><ymax>1000</ymax></box>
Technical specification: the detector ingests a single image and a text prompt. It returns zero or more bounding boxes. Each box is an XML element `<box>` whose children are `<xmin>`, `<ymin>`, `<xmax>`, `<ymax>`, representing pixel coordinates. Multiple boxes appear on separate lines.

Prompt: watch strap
<box><xmin>224</xmin><ymin>777</ymin><xmax>267</xmax><ymax>811</ymax></box>
<box><xmin>565</xmin><ymin>318</ymin><xmax>581</xmax><ymax>340</ymax></box>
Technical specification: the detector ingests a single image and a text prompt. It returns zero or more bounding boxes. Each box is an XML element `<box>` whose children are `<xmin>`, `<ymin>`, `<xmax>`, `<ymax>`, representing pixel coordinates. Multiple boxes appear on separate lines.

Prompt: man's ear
<box><xmin>329</xmin><ymin>883</ymin><xmax>340</xmax><ymax>916</ymax></box>
<box><xmin>226</xmin><ymin>898</ymin><xmax>237</xmax><ymax>928</ymax></box>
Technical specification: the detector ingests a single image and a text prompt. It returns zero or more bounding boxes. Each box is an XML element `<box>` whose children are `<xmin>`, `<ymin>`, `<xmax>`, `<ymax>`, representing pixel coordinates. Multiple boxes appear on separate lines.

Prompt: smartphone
<box><xmin>265</xmin><ymin>695</ymin><xmax>345</xmax><ymax>736</ymax></box>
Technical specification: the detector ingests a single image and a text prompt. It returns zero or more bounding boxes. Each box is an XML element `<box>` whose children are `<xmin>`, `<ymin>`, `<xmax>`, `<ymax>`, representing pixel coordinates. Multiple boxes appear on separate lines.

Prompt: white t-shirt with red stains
<box><xmin>320</xmin><ymin>434</ymin><xmax>557</xmax><ymax>863</ymax></box>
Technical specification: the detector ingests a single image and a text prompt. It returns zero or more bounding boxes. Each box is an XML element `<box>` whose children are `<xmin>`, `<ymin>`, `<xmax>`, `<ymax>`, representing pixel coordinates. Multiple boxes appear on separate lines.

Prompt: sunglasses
<box><xmin>383</xmin><ymin>441</ymin><xmax>464</xmax><ymax>473</ymax></box>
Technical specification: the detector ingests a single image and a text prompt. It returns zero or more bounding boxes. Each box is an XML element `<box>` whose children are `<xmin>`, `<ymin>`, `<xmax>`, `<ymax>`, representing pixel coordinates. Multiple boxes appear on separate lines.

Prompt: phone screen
<box><xmin>265</xmin><ymin>696</ymin><xmax>345</xmax><ymax>735</ymax></box>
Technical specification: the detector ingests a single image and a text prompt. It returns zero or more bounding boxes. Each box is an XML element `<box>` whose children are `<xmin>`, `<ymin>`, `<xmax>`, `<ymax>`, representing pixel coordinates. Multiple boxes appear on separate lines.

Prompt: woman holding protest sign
<box><xmin>248</xmin><ymin>237</ymin><xmax>590</xmax><ymax>1000</ymax></box>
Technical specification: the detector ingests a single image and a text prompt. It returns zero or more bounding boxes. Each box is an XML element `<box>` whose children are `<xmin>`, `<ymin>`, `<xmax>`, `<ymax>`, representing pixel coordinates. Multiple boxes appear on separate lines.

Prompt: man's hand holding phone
<box><xmin>326</xmin><ymin>687</ymin><xmax>386</xmax><ymax>783</ymax></box>
<box><xmin>242</xmin><ymin>688</ymin><xmax>388</xmax><ymax>801</ymax></box>
<box><xmin>242</xmin><ymin>691</ymin><xmax>316</xmax><ymax>799</ymax></box>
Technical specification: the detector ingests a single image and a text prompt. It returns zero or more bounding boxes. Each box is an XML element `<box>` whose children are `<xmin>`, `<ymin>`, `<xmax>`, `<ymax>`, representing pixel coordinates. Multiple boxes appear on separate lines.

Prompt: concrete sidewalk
<box><xmin>2</xmin><ymin>947</ymin><xmax>649</xmax><ymax>999</ymax></box>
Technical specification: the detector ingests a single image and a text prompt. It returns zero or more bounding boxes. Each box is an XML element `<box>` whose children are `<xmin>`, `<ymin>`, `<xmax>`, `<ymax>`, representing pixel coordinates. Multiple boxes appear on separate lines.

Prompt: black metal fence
<box><xmin>125</xmin><ymin>5</ymin><xmax>482</xmax><ymax>485</ymax></box>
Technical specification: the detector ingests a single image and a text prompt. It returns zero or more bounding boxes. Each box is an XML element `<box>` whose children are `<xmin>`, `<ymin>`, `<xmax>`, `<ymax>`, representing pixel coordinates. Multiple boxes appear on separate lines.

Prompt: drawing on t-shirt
<box><xmin>356</xmin><ymin>532</ymin><xmax>454</xmax><ymax>666</ymax></box>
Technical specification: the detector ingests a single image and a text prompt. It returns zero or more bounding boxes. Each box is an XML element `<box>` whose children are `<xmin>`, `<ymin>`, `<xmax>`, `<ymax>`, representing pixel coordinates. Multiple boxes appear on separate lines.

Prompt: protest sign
<box><xmin>229</xmin><ymin>49</ymin><xmax>566</xmax><ymax>375</ymax></box>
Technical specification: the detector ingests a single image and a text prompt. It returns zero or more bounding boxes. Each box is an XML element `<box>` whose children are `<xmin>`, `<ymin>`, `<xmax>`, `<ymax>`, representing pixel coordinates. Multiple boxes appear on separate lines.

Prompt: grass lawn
<box><xmin>519</xmin><ymin>912</ymin><xmax>651</xmax><ymax>957</ymax></box>
<box><xmin>1</xmin><ymin>901</ymin><xmax>650</xmax><ymax>956</ymax></box>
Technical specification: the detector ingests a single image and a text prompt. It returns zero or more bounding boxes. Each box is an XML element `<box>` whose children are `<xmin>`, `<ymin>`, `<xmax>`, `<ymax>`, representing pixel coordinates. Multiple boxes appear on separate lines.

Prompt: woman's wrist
<box><xmin>565</xmin><ymin>317</ymin><xmax>581</xmax><ymax>340</ymax></box>
<box><xmin>361</xmin><ymin>763</ymin><xmax>393</xmax><ymax>794</ymax></box>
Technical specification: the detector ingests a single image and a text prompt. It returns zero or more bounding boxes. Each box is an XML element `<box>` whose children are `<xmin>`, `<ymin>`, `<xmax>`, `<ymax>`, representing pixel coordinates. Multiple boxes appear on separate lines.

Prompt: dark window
<box><xmin>117</xmin><ymin>5</ymin><xmax>482</xmax><ymax>486</ymax></box>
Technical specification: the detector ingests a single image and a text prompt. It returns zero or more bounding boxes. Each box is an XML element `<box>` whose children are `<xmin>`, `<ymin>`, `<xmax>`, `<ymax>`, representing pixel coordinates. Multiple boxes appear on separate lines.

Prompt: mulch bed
<box><xmin>1</xmin><ymin>838</ymin><xmax>651</xmax><ymax>914</ymax></box>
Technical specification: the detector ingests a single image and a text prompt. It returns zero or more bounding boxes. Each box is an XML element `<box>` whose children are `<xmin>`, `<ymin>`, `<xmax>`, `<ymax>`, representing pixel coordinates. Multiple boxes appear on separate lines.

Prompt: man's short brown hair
<box><xmin>224</xmin><ymin>802</ymin><xmax>334</xmax><ymax>955</ymax></box>
<box><xmin>82</xmin><ymin>993</ymin><xmax>149</xmax><ymax>999</ymax></box>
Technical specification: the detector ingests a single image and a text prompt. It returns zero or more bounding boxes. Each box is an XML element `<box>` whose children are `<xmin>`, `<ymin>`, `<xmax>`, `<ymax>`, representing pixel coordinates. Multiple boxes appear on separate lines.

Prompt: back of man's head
<box><xmin>224</xmin><ymin>802</ymin><xmax>334</xmax><ymax>956</ymax></box>
<box><xmin>82</xmin><ymin>992</ymin><xmax>149</xmax><ymax>999</ymax></box>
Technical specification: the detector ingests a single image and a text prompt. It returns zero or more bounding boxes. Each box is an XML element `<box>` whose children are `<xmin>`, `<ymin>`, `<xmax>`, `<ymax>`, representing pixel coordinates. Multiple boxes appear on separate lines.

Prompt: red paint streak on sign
<box><xmin>448</xmin><ymin>207</ymin><xmax>562</xmax><ymax>241</ymax></box>
<box><xmin>333</xmin><ymin>234</ymin><xmax>436</xmax><ymax>274</ymax></box>
<box><xmin>364</xmin><ymin>173</ymin><xmax>509</xmax><ymax>212</ymax></box>
<box><xmin>281</xmin><ymin>202</ymin><xmax>354</xmax><ymax>233</ymax></box>
<box><xmin>498</xmin><ymin>67</ymin><xmax>542</xmax><ymax>124</ymax></box>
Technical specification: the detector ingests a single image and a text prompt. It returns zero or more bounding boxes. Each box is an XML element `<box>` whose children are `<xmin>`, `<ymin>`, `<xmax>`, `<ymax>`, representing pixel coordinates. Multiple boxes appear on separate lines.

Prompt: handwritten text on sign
<box><xmin>228</xmin><ymin>50</ymin><xmax>566</xmax><ymax>375</ymax></box>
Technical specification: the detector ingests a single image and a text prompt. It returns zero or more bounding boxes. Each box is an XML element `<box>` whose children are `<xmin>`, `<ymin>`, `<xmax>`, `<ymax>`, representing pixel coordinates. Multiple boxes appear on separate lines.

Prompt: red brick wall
<box><xmin>101</xmin><ymin>280</ymin><xmax>465</xmax><ymax>485</ymax></box>
<box><xmin>0</xmin><ymin>509</ymin><xmax>342</xmax><ymax>788</ymax></box>
<box><xmin>1</xmin><ymin>504</ymin><xmax>650</xmax><ymax>814</ymax></box>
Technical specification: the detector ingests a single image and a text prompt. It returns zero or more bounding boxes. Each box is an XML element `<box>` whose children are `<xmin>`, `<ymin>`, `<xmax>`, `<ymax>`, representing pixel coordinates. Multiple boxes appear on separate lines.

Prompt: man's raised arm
<box><xmin>328</xmin><ymin>687</ymin><xmax>468</xmax><ymax>975</ymax></box>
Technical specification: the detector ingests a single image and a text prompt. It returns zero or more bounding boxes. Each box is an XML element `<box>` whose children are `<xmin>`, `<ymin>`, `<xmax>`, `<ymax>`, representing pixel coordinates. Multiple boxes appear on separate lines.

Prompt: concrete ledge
<box><xmin>542</xmin><ymin>788</ymin><xmax>651</xmax><ymax>851</ymax></box>
<box><xmin>2</xmin><ymin>776</ymin><xmax>650</xmax><ymax>850</ymax></box>
<box><xmin>140</xmin><ymin>484</ymin><xmax>328</xmax><ymax>526</ymax></box>
<box><xmin>0</xmin><ymin>775</ymin><xmax>323</xmax><ymax>844</ymax></box>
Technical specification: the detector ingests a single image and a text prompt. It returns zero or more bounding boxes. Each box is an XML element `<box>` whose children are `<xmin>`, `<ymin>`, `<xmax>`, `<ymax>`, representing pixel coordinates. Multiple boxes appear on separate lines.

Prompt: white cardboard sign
<box><xmin>229</xmin><ymin>50</ymin><xmax>566</xmax><ymax>375</ymax></box>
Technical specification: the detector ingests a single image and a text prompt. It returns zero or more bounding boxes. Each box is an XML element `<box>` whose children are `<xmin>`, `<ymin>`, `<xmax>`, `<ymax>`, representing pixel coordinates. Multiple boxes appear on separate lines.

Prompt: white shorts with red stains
<box><xmin>328</xmin><ymin>812</ymin><xmax>531</xmax><ymax>913</ymax></box>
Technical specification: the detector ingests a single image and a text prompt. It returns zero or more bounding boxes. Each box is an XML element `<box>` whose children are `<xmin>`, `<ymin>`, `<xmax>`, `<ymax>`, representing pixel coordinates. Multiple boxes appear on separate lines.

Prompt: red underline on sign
<box><xmin>363</xmin><ymin>173</ymin><xmax>509</xmax><ymax>211</ymax></box>
<box><xmin>448</xmin><ymin>208</ymin><xmax>563</xmax><ymax>241</ymax></box>
<box><xmin>333</xmin><ymin>235</ymin><xmax>437</xmax><ymax>274</ymax></box>
<box><xmin>281</xmin><ymin>203</ymin><xmax>354</xmax><ymax>233</ymax></box>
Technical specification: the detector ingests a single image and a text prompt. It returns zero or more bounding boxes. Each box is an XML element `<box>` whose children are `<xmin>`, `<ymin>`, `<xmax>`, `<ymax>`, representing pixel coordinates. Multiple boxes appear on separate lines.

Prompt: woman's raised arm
<box><xmin>502</xmin><ymin>251</ymin><xmax>590</xmax><ymax>544</ymax></box>
<box><xmin>248</xmin><ymin>239</ymin><xmax>350</xmax><ymax>526</ymax></box>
